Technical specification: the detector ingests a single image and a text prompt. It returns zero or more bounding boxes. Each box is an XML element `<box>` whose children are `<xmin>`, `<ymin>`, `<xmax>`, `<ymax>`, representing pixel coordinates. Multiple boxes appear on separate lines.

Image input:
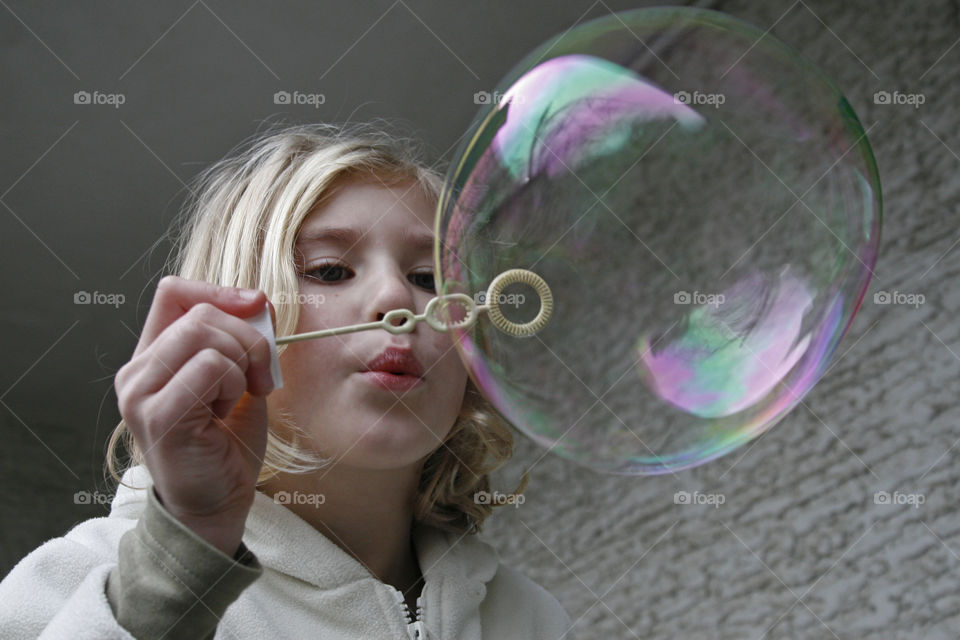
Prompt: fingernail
<box><xmin>237</xmin><ymin>288</ymin><xmax>260</xmax><ymax>302</ymax></box>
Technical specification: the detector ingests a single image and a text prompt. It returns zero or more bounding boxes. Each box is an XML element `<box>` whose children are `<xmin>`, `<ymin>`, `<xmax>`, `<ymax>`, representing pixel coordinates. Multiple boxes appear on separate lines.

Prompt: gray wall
<box><xmin>1</xmin><ymin>1</ymin><xmax>957</xmax><ymax>638</ymax></box>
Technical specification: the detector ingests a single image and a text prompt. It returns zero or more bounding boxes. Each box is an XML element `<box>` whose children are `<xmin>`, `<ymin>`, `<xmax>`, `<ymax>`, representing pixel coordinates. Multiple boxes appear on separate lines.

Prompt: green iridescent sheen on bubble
<box><xmin>435</xmin><ymin>7</ymin><xmax>881</xmax><ymax>475</ymax></box>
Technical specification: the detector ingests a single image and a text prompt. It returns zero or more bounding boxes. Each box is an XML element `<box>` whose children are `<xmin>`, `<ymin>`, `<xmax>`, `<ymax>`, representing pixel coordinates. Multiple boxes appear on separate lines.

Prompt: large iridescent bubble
<box><xmin>435</xmin><ymin>8</ymin><xmax>881</xmax><ymax>474</ymax></box>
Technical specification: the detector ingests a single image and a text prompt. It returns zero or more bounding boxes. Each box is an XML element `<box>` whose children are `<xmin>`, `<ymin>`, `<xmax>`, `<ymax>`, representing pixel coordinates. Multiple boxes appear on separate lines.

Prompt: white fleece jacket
<box><xmin>0</xmin><ymin>465</ymin><xmax>574</xmax><ymax>639</ymax></box>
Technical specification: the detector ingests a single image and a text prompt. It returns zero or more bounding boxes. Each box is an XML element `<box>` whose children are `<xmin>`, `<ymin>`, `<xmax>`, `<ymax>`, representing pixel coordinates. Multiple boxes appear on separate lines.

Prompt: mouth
<box><xmin>358</xmin><ymin>370</ymin><xmax>425</xmax><ymax>392</ymax></box>
<box><xmin>360</xmin><ymin>346</ymin><xmax>426</xmax><ymax>392</ymax></box>
<box><xmin>363</xmin><ymin>347</ymin><xmax>425</xmax><ymax>377</ymax></box>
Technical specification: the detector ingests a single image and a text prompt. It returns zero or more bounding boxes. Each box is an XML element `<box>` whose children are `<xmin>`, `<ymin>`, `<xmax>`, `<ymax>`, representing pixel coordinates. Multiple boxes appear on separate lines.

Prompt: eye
<box><xmin>302</xmin><ymin>261</ymin><xmax>434</xmax><ymax>290</ymax></box>
<box><xmin>410</xmin><ymin>270</ymin><xmax>435</xmax><ymax>291</ymax></box>
<box><xmin>303</xmin><ymin>261</ymin><xmax>353</xmax><ymax>283</ymax></box>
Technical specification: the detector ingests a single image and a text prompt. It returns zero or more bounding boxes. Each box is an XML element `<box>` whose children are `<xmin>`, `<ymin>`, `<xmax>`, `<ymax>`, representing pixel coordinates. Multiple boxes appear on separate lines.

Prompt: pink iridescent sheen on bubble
<box><xmin>435</xmin><ymin>7</ymin><xmax>881</xmax><ymax>475</ymax></box>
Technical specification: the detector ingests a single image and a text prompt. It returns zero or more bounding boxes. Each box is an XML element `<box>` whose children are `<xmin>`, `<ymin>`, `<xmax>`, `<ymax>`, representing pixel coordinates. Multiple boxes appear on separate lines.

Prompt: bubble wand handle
<box><xmin>274</xmin><ymin>268</ymin><xmax>553</xmax><ymax>345</ymax></box>
<box><xmin>275</xmin><ymin>294</ymin><xmax>484</xmax><ymax>344</ymax></box>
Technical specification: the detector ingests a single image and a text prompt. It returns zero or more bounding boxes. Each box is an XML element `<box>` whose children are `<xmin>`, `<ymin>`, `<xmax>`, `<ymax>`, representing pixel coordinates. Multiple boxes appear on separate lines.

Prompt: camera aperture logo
<box><xmin>673</xmin><ymin>90</ymin><xmax>725</xmax><ymax>108</ymax></box>
<box><xmin>674</xmin><ymin>490</ymin><xmax>725</xmax><ymax>508</ymax></box>
<box><xmin>474</xmin><ymin>490</ymin><xmax>525</xmax><ymax>508</ymax></box>
<box><xmin>873</xmin><ymin>290</ymin><xmax>924</xmax><ymax>309</ymax></box>
<box><xmin>73</xmin><ymin>90</ymin><xmax>125</xmax><ymax>109</ymax></box>
<box><xmin>274</xmin><ymin>90</ymin><xmax>326</xmax><ymax>109</ymax></box>
<box><xmin>274</xmin><ymin>490</ymin><xmax>325</xmax><ymax>506</ymax></box>
<box><xmin>674</xmin><ymin>290</ymin><xmax>724</xmax><ymax>308</ymax></box>
<box><xmin>74</xmin><ymin>290</ymin><xmax>125</xmax><ymax>308</ymax></box>
<box><xmin>474</xmin><ymin>291</ymin><xmax>525</xmax><ymax>308</ymax></box>
<box><xmin>874</xmin><ymin>490</ymin><xmax>924</xmax><ymax>509</ymax></box>
<box><xmin>275</xmin><ymin>291</ymin><xmax>326</xmax><ymax>308</ymax></box>
<box><xmin>873</xmin><ymin>90</ymin><xmax>924</xmax><ymax>109</ymax></box>
<box><xmin>473</xmin><ymin>90</ymin><xmax>524</xmax><ymax>106</ymax></box>
<box><xmin>74</xmin><ymin>490</ymin><xmax>115</xmax><ymax>505</ymax></box>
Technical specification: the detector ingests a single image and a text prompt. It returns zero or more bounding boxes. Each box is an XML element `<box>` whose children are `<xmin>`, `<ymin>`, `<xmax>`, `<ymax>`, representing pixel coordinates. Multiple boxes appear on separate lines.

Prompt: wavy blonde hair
<box><xmin>106</xmin><ymin>122</ymin><xmax>526</xmax><ymax>534</ymax></box>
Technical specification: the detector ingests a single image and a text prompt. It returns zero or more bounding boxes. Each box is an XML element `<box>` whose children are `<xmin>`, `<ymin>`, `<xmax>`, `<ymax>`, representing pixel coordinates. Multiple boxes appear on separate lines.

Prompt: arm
<box><xmin>105</xmin><ymin>487</ymin><xmax>262</xmax><ymax>640</ymax></box>
<box><xmin>0</xmin><ymin>488</ymin><xmax>262</xmax><ymax>640</ymax></box>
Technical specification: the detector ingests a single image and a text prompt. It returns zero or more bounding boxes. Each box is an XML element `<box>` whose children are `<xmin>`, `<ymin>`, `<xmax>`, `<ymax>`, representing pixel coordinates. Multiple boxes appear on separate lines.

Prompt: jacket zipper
<box><xmin>391</xmin><ymin>585</ymin><xmax>426</xmax><ymax>640</ymax></box>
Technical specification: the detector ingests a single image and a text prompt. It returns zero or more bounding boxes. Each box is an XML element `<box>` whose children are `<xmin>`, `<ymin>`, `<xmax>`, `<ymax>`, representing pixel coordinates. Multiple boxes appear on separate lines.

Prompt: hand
<box><xmin>114</xmin><ymin>276</ymin><xmax>277</xmax><ymax>556</ymax></box>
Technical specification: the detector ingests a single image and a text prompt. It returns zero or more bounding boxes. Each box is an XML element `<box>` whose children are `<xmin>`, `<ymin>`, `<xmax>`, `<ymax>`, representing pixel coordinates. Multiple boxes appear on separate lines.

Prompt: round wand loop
<box><xmin>483</xmin><ymin>268</ymin><xmax>554</xmax><ymax>337</ymax></box>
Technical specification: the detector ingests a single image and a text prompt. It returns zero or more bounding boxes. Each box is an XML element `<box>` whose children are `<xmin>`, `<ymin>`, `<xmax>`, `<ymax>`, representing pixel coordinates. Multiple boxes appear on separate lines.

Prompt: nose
<box><xmin>367</xmin><ymin>266</ymin><xmax>418</xmax><ymax>330</ymax></box>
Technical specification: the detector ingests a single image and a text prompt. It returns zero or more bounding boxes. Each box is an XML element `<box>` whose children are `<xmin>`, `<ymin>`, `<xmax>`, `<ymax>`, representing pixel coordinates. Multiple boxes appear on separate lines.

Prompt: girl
<box><xmin>0</xmin><ymin>123</ymin><xmax>573</xmax><ymax>639</ymax></box>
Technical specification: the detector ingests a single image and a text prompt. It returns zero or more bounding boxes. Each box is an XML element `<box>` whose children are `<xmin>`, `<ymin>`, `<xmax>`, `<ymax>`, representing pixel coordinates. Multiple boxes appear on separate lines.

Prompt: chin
<box><xmin>337</xmin><ymin>418</ymin><xmax>444</xmax><ymax>470</ymax></box>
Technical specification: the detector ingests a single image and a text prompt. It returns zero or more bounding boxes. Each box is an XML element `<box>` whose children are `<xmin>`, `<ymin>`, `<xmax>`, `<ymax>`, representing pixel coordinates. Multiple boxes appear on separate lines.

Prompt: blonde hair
<box><xmin>106</xmin><ymin>121</ymin><xmax>526</xmax><ymax>534</ymax></box>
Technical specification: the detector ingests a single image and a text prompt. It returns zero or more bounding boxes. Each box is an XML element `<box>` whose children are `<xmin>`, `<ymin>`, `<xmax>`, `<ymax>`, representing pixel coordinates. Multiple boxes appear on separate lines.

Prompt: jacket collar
<box><xmin>243</xmin><ymin>485</ymin><xmax>499</xmax><ymax>590</ymax></box>
<box><xmin>111</xmin><ymin>465</ymin><xmax>500</xmax><ymax>636</ymax></box>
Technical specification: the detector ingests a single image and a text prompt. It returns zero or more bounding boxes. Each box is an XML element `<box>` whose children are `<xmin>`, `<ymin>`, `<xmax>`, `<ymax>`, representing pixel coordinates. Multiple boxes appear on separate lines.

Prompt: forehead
<box><xmin>296</xmin><ymin>176</ymin><xmax>436</xmax><ymax>248</ymax></box>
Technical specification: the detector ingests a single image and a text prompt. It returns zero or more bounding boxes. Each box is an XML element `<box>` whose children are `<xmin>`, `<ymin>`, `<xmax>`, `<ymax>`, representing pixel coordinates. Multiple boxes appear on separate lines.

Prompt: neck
<box><xmin>259</xmin><ymin>462</ymin><xmax>424</xmax><ymax>597</ymax></box>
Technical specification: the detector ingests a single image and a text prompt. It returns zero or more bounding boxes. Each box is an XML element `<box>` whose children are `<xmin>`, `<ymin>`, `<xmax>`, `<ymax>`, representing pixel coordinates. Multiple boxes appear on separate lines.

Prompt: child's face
<box><xmin>269</xmin><ymin>176</ymin><xmax>469</xmax><ymax>471</ymax></box>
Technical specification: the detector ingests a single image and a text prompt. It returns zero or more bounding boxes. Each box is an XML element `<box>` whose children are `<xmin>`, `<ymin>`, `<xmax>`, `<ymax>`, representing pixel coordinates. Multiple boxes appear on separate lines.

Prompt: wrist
<box><xmin>153</xmin><ymin>490</ymin><xmax>249</xmax><ymax>557</ymax></box>
<box><xmin>173</xmin><ymin>514</ymin><xmax>246</xmax><ymax>557</ymax></box>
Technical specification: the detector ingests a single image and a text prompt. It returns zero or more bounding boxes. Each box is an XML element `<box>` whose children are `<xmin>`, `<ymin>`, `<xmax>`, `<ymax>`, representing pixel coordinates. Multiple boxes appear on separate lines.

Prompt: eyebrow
<box><xmin>296</xmin><ymin>225</ymin><xmax>435</xmax><ymax>252</ymax></box>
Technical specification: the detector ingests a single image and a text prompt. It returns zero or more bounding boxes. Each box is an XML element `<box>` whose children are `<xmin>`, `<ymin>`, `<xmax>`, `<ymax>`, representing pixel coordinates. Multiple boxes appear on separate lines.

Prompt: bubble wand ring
<box><xmin>484</xmin><ymin>268</ymin><xmax>553</xmax><ymax>337</ymax></box>
<box><xmin>274</xmin><ymin>268</ymin><xmax>552</xmax><ymax>345</ymax></box>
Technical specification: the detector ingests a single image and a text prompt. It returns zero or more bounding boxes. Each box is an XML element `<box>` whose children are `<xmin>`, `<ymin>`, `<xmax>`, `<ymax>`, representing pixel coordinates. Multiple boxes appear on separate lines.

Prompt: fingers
<box><xmin>136</xmin><ymin>276</ymin><xmax>265</xmax><ymax>358</ymax></box>
<box><xmin>139</xmin><ymin>303</ymin><xmax>274</xmax><ymax>397</ymax></box>
<box><xmin>138</xmin><ymin>348</ymin><xmax>248</xmax><ymax>445</ymax></box>
<box><xmin>115</xmin><ymin>276</ymin><xmax>278</xmax><ymax>450</ymax></box>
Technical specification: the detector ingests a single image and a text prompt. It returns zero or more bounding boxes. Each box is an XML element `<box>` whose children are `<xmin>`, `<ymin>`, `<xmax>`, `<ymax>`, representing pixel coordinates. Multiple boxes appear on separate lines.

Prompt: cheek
<box><xmin>285</xmin><ymin>300</ymin><xmax>356</xmax><ymax>369</ymax></box>
<box><xmin>275</xmin><ymin>342</ymin><xmax>339</xmax><ymax>408</ymax></box>
<box><xmin>431</xmin><ymin>334</ymin><xmax>466</xmax><ymax>377</ymax></box>
<box><xmin>431</xmin><ymin>336</ymin><xmax>469</xmax><ymax>410</ymax></box>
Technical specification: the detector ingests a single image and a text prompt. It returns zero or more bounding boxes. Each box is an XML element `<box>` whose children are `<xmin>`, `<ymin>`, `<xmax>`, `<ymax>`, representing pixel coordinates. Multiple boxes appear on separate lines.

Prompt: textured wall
<box><xmin>2</xmin><ymin>1</ymin><xmax>957</xmax><ymax>638</ymax></box>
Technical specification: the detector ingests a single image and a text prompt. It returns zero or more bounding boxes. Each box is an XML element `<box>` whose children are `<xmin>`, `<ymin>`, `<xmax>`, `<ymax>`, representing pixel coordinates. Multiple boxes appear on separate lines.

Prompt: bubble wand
<box><xmin>274</xmin><ymin>268</ymin><xmax>553</xmax><ymax>344</ymax></box>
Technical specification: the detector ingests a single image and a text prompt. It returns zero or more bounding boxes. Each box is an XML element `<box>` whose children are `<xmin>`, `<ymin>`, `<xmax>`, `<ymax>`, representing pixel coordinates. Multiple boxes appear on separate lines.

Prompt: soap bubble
<box><xmin>436</xmin><ymin>7</ymin><xmax>881</xmax><ymax>474</ymax></box>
